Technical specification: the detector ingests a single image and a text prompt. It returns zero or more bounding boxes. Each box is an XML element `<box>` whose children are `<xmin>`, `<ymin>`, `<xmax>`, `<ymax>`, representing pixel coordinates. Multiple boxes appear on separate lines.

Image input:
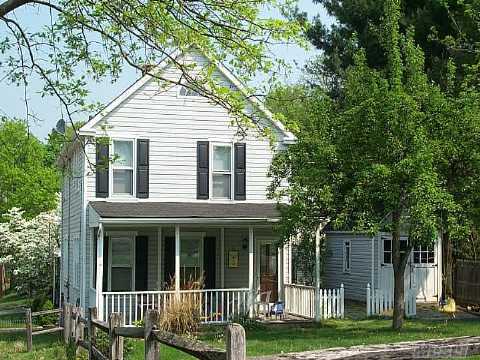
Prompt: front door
<box><xmin>259</xmin><ymin>242</ymin><xmax>278</xmax><ymax>302</ymax></box>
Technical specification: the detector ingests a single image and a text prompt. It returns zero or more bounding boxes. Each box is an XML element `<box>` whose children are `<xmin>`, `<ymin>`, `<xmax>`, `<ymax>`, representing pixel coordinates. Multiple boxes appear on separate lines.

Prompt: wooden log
<box><xmin>0</xmin><ymin>328</ymin><xmax>26</xmax><ymax>334</ymax></box>
<box><xmin>32</xmin><ymin>327</ymin><xmax>63</xmax><ymax>336</ymax></box>
<box><xmin>63</xmin><ymin>303</ymin><xmax>72</xmax><ymax>344</ymax></box>
<box><xmin>0</xmin><ymin>308</ymin><xmax>27</xmax><ymax>316</ymax></box>
<box><xmin>144</xmin><ymin>309</ymin><xmax>160</xmax><ymax>360</ymax></box>
<box><xmin>92</xmin><ymin>318</ymin><xmax>109</xmax><ymax>332</ymax></box>
<box><xmin>25</xmin><ymin>308</ymin><xmax>33</xmax><ymax>352</ymax></box>
<box><xmin>152</xmin><ymin>329</ymin><xmax>226</xmax><ymax>360</ymax></box>
<box><xmin>115</xmin><ymin>326</ymin><xmax>144</xmax><ymax>339</ymax></box>
<box><xmin>109</xmin><ymin>313</ymin><xmax>123</xmax><ymax>360</ymax></box>
<box><xmin>226</xmin><ymin>323</ymin><xmax>246</xmax><ymax>360</ymax></box>
<box><xmin>31</xmin><ymin>308</ymin><xmax>62</xmax><ymax>317</ymax></box>
<box><xmin>88</xmin><ymin>308</ymin><xmax>97</xmax><ymax>360</ymax></box>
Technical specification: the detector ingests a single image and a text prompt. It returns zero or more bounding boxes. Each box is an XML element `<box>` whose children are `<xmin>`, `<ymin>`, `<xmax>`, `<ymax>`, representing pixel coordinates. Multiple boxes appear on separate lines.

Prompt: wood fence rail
<box><xmin>0</xmin><ymin>306</ymin><xmax>64</xmax><ymax>351</ymax></box>
<box><xmin>64</xmin><ymin>303</ymin><xmax>246</xmax><ymax>360</ymax></box>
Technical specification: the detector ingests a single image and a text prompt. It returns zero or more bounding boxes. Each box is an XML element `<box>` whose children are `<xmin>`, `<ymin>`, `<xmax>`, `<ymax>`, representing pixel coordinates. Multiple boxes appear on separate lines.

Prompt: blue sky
<box><xmin>0</xmin><ymin>1</ymin><xmax>333</xmax><ymax>140</ymax></box>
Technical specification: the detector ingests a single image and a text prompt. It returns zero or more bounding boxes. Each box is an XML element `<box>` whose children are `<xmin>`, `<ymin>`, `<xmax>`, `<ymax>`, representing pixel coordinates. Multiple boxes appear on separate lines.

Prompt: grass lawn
<box><xmin>1</xmin><ymin>319</ymin><xmax>480</xmax><ymax>359</ymax></box>
<box><xmin>1</xmin><ymin>293</ymin><xmax>480</xmax><ymax>359</ymax></box>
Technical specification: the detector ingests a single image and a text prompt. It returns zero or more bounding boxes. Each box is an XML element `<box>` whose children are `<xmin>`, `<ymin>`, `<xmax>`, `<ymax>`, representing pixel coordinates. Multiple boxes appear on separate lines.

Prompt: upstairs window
<box><xmin>212</xmin><ymin>144</ymin><xmax>232</xmax><ymax>199</ymax></box>
<box><xmin>112</xmin><ymin>140</ymin><xmax>134</xmax><ymax>196</ymax></box>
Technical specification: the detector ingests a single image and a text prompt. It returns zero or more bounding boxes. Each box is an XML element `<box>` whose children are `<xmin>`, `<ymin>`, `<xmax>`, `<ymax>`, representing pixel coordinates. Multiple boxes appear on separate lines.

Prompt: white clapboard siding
<box><xmin>83</xmin><ymin>52</ymin><xmax>286</xmax><ymax>202</ymax></box>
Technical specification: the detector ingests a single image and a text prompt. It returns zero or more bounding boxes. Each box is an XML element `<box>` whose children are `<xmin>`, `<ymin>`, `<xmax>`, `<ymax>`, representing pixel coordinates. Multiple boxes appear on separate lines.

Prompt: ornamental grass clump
<box><xmin>158</xmin><ymin>276</ymin><xmax>203</xmax><ymax>335</ymax></box>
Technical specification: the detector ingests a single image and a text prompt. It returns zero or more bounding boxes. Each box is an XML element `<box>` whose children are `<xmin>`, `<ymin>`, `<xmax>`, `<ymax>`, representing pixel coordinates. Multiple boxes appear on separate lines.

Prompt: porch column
<box><xmin>175</xmin><ymin>225</ymin><xmax>181</xmax><ymax>296</ymax></box>
<box><xmin>278</xmin><ymin>245</ymin><xmax>284</xmax><ymax>302</ymax></box>
<box><xmin>96</xmin><ymin>224</ymin><xmax>104</xmax><ymax>320</ymax></box>
<box><xmin>248</xmin><ymin>226</ymin><xmax>255</xmax><ymax>318</ymax></box>
<box><xmin>220</xmin><ymin>228</ymin><xmax>225</xmax><ymax>288</ymax></box>
<box><xmin>314</xmin><ymin>225</ymin><xmax>321</xmax><ymax>323</ymax></box>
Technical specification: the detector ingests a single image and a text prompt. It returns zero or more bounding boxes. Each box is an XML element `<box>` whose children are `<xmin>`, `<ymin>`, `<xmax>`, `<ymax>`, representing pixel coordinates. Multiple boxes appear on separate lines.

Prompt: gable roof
<box><xmin>78</xmin><ymin>51</ymin><xmax>296</xmax><ymax>143</ymax></box>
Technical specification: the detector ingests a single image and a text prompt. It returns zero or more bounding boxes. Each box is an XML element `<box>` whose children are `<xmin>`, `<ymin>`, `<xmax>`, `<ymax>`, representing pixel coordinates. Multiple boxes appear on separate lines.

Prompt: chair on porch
<box><xmin>254</xmin><ymin>290</ymin><xmax>271</xmax><ymax>318</ymax></box>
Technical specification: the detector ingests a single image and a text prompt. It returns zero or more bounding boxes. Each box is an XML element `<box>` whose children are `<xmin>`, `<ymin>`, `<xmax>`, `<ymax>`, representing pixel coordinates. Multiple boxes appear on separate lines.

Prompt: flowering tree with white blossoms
<box><xmin>0</xmin><ymin>208</ymin><xmax>59</xmax><ymax>296</ymax></box>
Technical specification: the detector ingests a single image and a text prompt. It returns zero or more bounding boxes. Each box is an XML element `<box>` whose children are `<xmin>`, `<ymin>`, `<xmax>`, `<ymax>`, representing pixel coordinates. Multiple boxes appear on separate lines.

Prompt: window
<box><xmin>383</xmin><ymin>238</ymin><xmax>410</xmax><ymax>264</ymax></box>
<box><xmin>179</xmin><ymin>86</ymin><xmax>200</xmax><ymax>97</ymax></box>
<box><xmin>109</xmin><ymin>235</ymin><xmax>134</xmax><ymax>291</ymax></box>
<box><xmin>413</xmin><ymin>245</ymin><xmax>435</xmax><ymax>264</ymax></box>
<box><xmin>212</xmin><ymin>144</ymin><xmax>232</xmax><ymax>199</ymax></box>
<box><xmin>112</xmin><ymin>140</ymin><xmax>134</xmax><ymax>196</ymax></box>
<box><xmin>343</xmin><ymin>241</ymin><xmax>351</xmax><ymax>272</ymax></box>
<box><xmin>74</xmin><ymin>237</ymin><xmax>81</xmax><ymax>289</ymax></box>
<box><xmin>180</xmin><ymin>233</ymin><xmax>204</xmax><ymax>287</ymax></box>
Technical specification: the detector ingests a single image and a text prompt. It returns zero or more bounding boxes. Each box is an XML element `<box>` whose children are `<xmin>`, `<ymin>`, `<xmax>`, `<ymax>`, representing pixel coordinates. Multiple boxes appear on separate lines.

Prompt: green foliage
<box><xmin>0</xmin><ymin>118</ymin><xmax>60</xmax><ymax>219</ymax></box>
<box><xmin>93</xmin><ymin>330</ymin><xmax>135</xmax><ymax>358</ymax></box>
<box><xmin>305</xmin><ymin>0</ymin><xmax>480</xmax><ymax>93</ymax></box>
<box><xmin>29</xmin><ymin>296</ymin><xmax>57</xmax><ymax>326</ymax></box>
<box><xmin>1</xmin><ymin>0</ymin><xmax>306</xmax><ymax>136</ymax></box>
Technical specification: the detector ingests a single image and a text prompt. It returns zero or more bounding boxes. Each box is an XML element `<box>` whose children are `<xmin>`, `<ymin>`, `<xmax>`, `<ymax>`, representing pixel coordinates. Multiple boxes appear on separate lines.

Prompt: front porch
<box><xmin>92</xmin><ymin>221</ymin><xmax>287</xmax><ymax>325</ymax></box>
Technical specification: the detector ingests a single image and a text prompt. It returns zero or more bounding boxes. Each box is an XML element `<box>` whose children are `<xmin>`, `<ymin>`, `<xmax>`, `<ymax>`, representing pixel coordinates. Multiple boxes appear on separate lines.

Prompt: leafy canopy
<box><xmin>0</xmin><ymin>0</ymin><xmax>306</xmax><ymax>135</ymax></box>
<box><xmin>0</xmin><ymin>118</ymin><xmax>60</xmax><ymax>219</ymax></box>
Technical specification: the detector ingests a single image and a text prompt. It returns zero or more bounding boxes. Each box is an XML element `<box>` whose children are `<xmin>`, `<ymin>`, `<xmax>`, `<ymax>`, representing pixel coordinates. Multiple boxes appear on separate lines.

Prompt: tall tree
<box><xmin>0</xmin><ymin>0</ymin><xmax>305</xmax><ymax>138</ymax></box>
<box><xmin>304</xmin><ymin>0</ymin><xmax>480</xmax><ymax>93</ymax></box>
<box><xmin>0</xmin><ymin>118</ymin><xmax>59</xmax><ymax>218</ymax></box>
<box><xmin>270</xmin><ymin>0</ymin><xmax>455</xmax><ymax>329</ymax></box>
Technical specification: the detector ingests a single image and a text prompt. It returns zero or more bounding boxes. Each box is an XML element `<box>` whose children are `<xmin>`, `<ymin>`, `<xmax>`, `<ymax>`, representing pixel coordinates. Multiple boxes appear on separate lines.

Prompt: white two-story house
<box><xmin>59</xmin><ymin>52</ymin><xmax>443</xmax><ymax>325</ymax></box>
<box><xmin>58</xmin><ymin>52</ymin><xmax>296</xmax><ymax>324</ymax></box>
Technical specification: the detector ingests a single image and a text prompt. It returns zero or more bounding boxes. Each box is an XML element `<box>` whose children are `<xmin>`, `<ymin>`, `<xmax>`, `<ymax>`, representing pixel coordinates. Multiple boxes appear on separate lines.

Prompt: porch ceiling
<box><xmin>90</xmin><ymin>201</ymin><xmax>282</xmax><ymax>222</ymax></box>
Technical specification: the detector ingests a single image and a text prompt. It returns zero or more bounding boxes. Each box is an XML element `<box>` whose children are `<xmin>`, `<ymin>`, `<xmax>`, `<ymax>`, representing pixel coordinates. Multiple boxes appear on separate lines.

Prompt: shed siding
<box><xmin>323</xmin><ymin>232</ymin><xmax>373</xmax><ymax>302</ymax></box>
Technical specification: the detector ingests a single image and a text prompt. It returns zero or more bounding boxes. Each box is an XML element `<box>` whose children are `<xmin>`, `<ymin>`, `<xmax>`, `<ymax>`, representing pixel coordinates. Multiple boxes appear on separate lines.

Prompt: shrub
<box><xmin>29</xmin><ymin>295</ymin><xmax>57</xmax><ymax>326</ymax></box>
<box><xmin>158</xmin><ymin>276</ymin><xmax>203</xmax><ymax>335</ymax></box>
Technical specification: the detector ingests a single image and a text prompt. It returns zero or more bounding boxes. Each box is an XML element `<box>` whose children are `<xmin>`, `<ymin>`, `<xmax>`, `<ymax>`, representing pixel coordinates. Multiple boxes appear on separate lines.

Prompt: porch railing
<box><xmin>366</xmin><ymin>283</ymin><xmax>416</xmax><ymax>317</ymax></box>
<box><xmin>284</xmin><ymin>283</ymin><xmax>344</xmax><ymax>320</ymax></box>
<box><xmin>102</xmin><ymin>288</ymin><xmax>250</xmax><ymax>326</ymax></box>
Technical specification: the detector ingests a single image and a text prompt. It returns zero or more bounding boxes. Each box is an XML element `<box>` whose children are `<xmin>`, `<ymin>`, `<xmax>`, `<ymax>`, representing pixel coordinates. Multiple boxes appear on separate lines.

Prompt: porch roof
<box><xmin>90</xmin><ymin>201</ymin><xmax>281</xmax><ymax>223</ymax></box>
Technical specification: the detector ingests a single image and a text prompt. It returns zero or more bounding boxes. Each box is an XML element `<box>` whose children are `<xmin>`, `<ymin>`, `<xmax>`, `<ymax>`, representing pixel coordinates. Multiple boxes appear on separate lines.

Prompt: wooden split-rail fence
<box><xmin>0</xmin><ymin>307</ymin><xmax>63</xmax><ymax>352</ymax></box>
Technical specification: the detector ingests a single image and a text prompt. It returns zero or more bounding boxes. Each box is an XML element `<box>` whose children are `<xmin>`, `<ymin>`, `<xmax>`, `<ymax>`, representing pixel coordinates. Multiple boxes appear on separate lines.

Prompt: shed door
<box><xmin>379</xmin><ymin>236</ymin><xmax>439</xmax><ymax>302</ymax></box>
<box><xmin>411</xmin><ymin>246</ymin><xmax>438</xmax><ymax>302</ymax></box>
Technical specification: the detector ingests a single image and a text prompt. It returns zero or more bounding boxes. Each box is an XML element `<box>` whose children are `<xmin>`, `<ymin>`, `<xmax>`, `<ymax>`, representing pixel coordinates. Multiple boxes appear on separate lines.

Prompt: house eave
<box><xmin>98</xmin><ymin>217</ymin><xmax>280</xmax><ymax>225</ymax></box>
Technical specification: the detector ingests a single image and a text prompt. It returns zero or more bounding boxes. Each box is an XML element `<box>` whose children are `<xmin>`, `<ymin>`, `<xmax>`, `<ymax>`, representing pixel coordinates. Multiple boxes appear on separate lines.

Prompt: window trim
<box><xmin>343</xmin><ymin>240</ymin><xmax>351</xmax><ymax>273</ymax></box>
<box><xmin>110</xmin><ymin>138</ymin><xmax>136</xmax><ymax>198</ymax></box>
<box><xmin>209</xmin><ymin>142</ymin><xmax>234</xmax><ymax>200</ymax></box>
<box><xmin>107</xmin><ymin>232</ymin><xmax>137</xmax><ymax>292</ymax></box>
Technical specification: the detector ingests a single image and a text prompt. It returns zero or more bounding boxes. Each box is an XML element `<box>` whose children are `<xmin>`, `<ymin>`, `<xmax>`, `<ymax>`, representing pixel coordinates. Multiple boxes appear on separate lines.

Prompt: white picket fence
<box><xmin>366</xmin><ymin>283</ymin><xmax>416</xmax><ymax>317</ymax></box>
<box><xmin>284</xmin><ymin>283</ymin><xmax>344</xmax><ymax>319</ymax></box>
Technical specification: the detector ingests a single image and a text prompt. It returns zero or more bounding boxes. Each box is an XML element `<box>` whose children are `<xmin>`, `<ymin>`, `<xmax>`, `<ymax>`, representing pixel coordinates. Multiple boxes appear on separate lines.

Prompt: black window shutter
<box><xmin>164</xmin><ymin>236</ymin><xmax>175</xmax><ymax>287</ymax></box>
<box><xmin>136</xmin><ymin>139</ymin><xmax>150</xmax><ymax>198</ymax></box>
<box><xmin>203</xmin><ymin>237</ymin><xmax>216</xmax><ymax>289</ymax></box>
<box><xmin>197</xmin><ymin>141</ymin><xmax>209</xmax><ymax>199</ymax></box>
<box><xmin>96</xmin><ymin>140</ymin><xmax>109</xmax><ymax>198</ymax></box>
<box><xmin>234</xmin><ymin>143</ymin><xmax>246</xmax><ymax>200</ymax></box>
<box><xmin>102</xmin><ymin>236</ymin><xmax>109</xmax><ymax>291</ymax></box>
<box><xmin>135</xmin><ymin>236</ymin><xmax>149</xmax><ymax>291</ymax></box>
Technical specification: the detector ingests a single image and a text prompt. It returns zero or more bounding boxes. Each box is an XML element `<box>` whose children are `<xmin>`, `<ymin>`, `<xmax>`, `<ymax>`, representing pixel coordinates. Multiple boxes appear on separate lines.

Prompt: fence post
<box><xmin>366</xmin><ymin>284</ymin><xmax>371</xmax><ymax>317</ymax></box>
<box><xmin>25</xmin><ymin>308</ymin><xmax>33</xmax><ymax>352</ymax></box>
<box><xmin>109</xmin><ymin>313</ymin><xmax>123</xmax><ymax>360</ymax></box>
<box><xmin>64</xmin><ymin>303</ymin><xmax>72</xmax><ymax>344</ymax></box>
<box><xmin>88</xmin><ymin>307</ymin><xmax>97</xmax><ymax>360</ymax></box>
<box><xmin>340</xmin><ymin>284</ymin><xmax>345</xmax><ymax>319</ymax></box>
<box><xmin>226</xmin><ymin>323</ymin><xmax>246</xmax><ymax>360</ymax></box>
<box><xmin>144</xmin><ymin>309</ymin><xmax>160</xmax><ymax>360</ymax></box>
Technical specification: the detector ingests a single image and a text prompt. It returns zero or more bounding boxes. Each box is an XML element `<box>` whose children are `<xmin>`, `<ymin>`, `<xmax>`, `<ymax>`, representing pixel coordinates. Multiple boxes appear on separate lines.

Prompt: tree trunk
<box><xmin>392</xmin><ymin>209</ymin><xmax>409</xmax><ymax>330</ymax></box>
<box><xmin>443</xmin><ymin>231</ymin><xmax>453</xmax><ymax>298</ymax></box>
